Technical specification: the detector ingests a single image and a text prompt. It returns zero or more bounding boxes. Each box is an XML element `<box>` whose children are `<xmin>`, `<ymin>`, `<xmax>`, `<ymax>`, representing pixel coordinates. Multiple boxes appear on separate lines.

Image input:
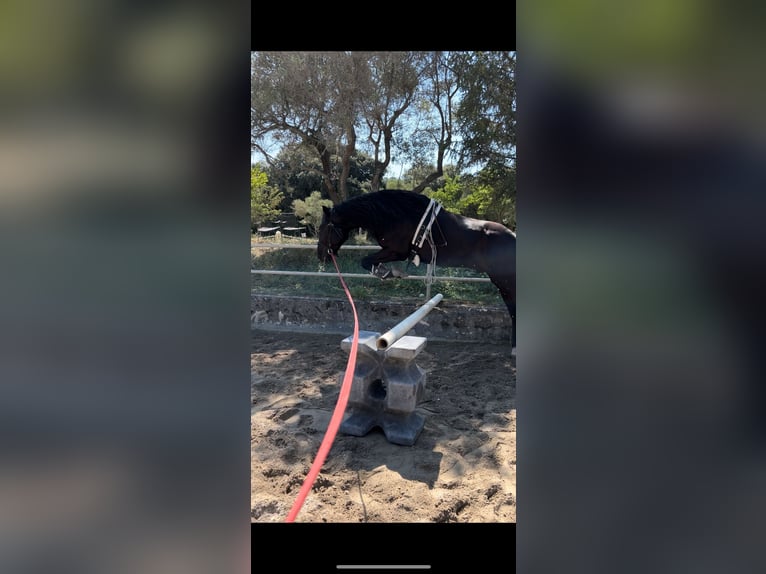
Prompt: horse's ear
<box><xmin>322</xmin><ymin>205</ymin><xmax>332</xmax><ymax>217</ymax></box>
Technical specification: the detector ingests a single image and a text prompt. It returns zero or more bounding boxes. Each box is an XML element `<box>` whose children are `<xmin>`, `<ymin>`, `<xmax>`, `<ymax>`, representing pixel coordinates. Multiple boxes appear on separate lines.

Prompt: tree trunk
<box><xmin>312</xmin><ymin>140</ymin><xmax>341</xmax><ymax>204</ymax></box>
<box><xmin>338</xmin><ymin>126</ymin><xmax>356</xmax><ymax>203</ymax></box>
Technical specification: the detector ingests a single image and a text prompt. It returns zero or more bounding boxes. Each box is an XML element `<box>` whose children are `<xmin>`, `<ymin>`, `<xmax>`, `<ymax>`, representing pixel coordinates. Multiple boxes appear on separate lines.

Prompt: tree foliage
<box><xmin>424</xmin><ymin>175</ymin><xmax>464</xmax><ymax>212</ymax></box>
<box><xmin>406</xmin><ymin>52</ymin><xmax>460</xmax><ymax>193</ymax></box>
<box><xmin>453</xmin><ymin>51</ymin><xmax>517</xmax><ymax>169</ymax></box>
<box><xmin>250</xmin><ymin>164</ymin><xmax>283</xmax><ymax>229</ymax></box>
<box><xmin>251</xmin><ymin>51</ymin><xmax>516</xmax><ymax>227</ymax></box>
<box><xmin>362</xmin><ymin>52</ymin><xmax>423</xmax><ymax>192</ymax></box>
<box><xmin>425</xmin><ymin>168</ymin><xmax>516</xmax><ymax>230</ymax></box>
<box><xmin>251</xmin><ymin>52</ymin><xmax>425</xmax><ymax>204</ymax></box>
<box><xmin>266</xmin><ymin>146</ymin><xmax>376</xmax><ymax>211</ymax></box>
<box><xmin>474</xmin><ymin>163</ymin><xmax>516</xmax><ymax>229</ymax></box>
<box><xmin>292</xmin><ymin>191</ymin><xmax>334</xmax><ymax>235</ymax></box>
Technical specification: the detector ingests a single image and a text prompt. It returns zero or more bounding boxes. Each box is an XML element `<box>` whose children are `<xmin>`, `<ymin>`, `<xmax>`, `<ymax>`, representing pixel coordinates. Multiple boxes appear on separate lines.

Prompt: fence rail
<box><xmin>251</xmin><ymin>242</ymin><xmax>492</xmax><ymax>284</ymax></box>
<box><xmin>250</xmin><ymin>269</ymin><xmax>491</xmax><ymax>282</ymax></box>
<box><xmin>251</xmin><ymin>243</ymin><xmax>374</xmax><ymax>250</ymax></box>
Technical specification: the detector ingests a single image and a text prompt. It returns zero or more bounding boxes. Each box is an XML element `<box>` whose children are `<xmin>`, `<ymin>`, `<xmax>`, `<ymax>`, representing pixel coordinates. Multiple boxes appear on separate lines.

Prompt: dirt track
<box><xmin>251</xmin><ymin>329</ymin><xmax>516</xmax><ymax>523</ymax></box>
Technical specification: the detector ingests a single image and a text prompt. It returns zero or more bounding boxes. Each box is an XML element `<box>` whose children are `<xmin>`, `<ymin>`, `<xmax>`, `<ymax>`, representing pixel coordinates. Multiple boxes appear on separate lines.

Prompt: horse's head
<box><xmin>317</xmin><ymin>205</ymin><xmax>350</xmax><ymax>263</ymax></box>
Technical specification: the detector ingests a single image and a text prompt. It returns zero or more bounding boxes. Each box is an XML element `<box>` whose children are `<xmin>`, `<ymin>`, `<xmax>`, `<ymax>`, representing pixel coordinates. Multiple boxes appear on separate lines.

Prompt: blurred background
<box><xmin>3</xmin><ymin>0</ymin><xmax>766</xmax><ymax>571</ymax></box>
<box><xmin>0</xmin><ymin>2</ymin><xmax>250</xmax><ymax>572</ymax></box>
<box><xmin>517</xmin><ymin>1</ymin><xmax>766</xmax><ymax>573</ymax></box>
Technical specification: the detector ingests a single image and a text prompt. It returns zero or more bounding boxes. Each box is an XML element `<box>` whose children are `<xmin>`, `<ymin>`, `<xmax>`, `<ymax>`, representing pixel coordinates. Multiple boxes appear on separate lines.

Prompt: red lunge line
<box><xmin>285</xmin><ymin>252</ymin><xmax>360</xmax><ymax>523</ymax></box>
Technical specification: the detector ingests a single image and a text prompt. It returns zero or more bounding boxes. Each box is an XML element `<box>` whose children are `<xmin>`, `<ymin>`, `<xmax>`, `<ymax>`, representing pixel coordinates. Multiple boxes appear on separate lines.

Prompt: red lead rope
<box><xmin>285</xmin><ymin>252</ymin><xmax>360</xmax><ymax>523</ymax></box>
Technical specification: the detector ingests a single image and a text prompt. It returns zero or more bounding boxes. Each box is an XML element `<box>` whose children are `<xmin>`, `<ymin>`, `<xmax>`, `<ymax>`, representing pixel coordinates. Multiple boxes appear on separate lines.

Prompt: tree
<box><xmin>250</xmin><ymin>164</ymin><xmax>283</xmax><ymax>230</ymax></box>
<box><xmin>424</xmin><ymin>175</ymin><xmax>464</xmax><ymax>212</ymax></box>
<box><xmin>407</xmin><ymin>52</ymin><xmax>461</xmax><ymax>194</ymax></box>
<box><xmin>251</xmin><ymin>51</ymin><xmax>426</xmax><ymax>203</ymax></box>
<box><xmin>265</xmin><ymin>145</ymin><xmax>325</xmax><ymax>211</ymax></box>
<box><xmin>266</xmin><ymin>146</ymin><xmax>376</xmax><ymax>209</ymax></box>
<box><xmin>453</xmin><ymin>51</ymin><xmax>517</xmax><ymax>170</ymax></box>
<box><xmin>397</xmin><ymin>162</ymin><xmax>459</xmax><ymax>193</ymax></box>
<box><xmin>427</xmin><ymin>51</ymin><xmax>517</xmax><ymax>228</ymax></box>
<box><xmin>292</xmin><ymin>191</ymin><xmax>334</xmax><ymax>236</ymax></box>
<box><xmin>361</xmin><ymin>52</ymin><xmax>422</xmax><ymax>192</ymax></box>
<box><xmin>474</xmin><ymin>164</ymin><xmax>516</xmax><ymax>229</ymax></box>
<box><xmin>251</xmin><ymin>51</ymin><xmax>517</xmax><ymax>220</ymax></box>
<box><xmin>252</xmin><ymin>52</ymin><xmax>371</xmax><ymax>204</ymax></box>
<box><xmin>425</xmin><ymin>168</ymin><xmax>515</xmax><ymax>229</ymax></box>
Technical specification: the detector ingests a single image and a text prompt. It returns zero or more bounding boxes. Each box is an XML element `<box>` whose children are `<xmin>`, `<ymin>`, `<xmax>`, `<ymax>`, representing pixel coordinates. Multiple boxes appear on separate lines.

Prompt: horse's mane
<box><xmin>334</xmin><ymin>190</ymin><xmax>431</xmax><ymax>232</ymax></box>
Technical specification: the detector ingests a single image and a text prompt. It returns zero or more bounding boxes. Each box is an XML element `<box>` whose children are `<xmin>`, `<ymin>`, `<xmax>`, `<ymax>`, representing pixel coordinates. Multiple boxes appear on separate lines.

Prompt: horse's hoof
<box><xmin>372</xmin><ymin>264</ymin><xmax>393</xmax><ymax>280</ymax></box>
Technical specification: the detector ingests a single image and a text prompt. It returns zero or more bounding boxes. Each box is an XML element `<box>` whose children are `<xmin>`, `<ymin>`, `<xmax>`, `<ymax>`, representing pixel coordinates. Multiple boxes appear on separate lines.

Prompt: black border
<box><xmin>252</xmin><ymin>522</ymin><xmax>515</xmax><ymax>572</ymax></box>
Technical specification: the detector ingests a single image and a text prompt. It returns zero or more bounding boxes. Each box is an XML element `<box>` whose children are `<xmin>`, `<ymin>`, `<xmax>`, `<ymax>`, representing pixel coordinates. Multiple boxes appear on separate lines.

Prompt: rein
<box><xmin>285</xmin><ymin>250</ymin><xmax>360</xmax><ymax>522</ymax></box>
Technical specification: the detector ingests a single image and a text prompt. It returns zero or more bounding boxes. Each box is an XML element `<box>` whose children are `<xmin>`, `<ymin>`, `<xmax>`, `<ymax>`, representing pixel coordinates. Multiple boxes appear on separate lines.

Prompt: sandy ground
<box><xmin>251</xmin><ymin>329</ymin><xmax>516</xmax><ymax>523</ymax></box>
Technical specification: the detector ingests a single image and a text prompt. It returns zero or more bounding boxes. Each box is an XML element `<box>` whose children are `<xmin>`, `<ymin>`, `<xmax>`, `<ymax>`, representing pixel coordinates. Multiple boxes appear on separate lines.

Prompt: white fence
<box><xmin>251</xmin><ymin>242</ymin><xmax>491</xmax><ymax>300</ymax></box>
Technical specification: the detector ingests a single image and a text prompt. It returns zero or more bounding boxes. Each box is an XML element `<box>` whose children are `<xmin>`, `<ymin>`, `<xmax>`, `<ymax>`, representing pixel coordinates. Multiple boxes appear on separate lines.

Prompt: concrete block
<box><xmin>338</xmin><ymin>332</ymin><xmax>429</xmax><ymax>445</ymax></box>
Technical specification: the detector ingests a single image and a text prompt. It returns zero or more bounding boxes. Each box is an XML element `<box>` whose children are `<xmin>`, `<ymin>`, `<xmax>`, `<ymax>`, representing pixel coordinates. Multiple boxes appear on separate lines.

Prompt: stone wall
<box><xmin>251</xmin><ymin>293</ymin><xmax>511</xmax><ymax>344</ymax></box>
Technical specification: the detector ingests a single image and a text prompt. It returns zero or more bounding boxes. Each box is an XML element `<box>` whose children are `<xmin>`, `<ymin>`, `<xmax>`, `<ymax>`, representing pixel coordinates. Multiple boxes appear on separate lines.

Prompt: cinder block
<box><xmin>338</xmin><ymin>332</ymin><xmax>429</xmax><ymax>445</ymax></box>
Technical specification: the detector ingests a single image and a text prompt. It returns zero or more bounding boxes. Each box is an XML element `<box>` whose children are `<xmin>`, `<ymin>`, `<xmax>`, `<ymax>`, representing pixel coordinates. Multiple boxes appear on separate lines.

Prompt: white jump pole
<box><xmin>376</xmin><ymin>293</ymin><xmax>443</xmax><ymax>350</ymax></box>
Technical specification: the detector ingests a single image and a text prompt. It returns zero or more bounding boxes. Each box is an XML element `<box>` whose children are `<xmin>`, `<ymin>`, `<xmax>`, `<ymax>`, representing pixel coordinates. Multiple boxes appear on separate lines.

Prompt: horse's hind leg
<box><xmin>491</xmin><ymin>277</ymin><xmax>516</xmax><ymax>350</ymax></box>
<box><xmin>503</xmin><ymin>295</ymin><xmax>516</xmax><ymax>351</ymax></box>
<box><xmin>510</xmin><ymin>307</ymin><xmax>516</xmax><ymax>352</ymax></box>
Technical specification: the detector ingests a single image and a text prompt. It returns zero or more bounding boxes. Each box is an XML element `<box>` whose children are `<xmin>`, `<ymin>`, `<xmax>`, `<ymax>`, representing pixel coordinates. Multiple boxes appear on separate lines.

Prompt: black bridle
<box><xmin>319</xmin><ymin>221</ymin><xmax>345</xmax><ymax>256</ymax></box>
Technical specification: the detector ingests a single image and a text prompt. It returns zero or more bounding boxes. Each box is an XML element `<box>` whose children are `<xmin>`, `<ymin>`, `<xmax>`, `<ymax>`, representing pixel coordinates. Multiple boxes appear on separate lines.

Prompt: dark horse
<box><xmin>317</xmin><ymin>190</ymin><xmax>515</xmax><ymax>348</ymax></box>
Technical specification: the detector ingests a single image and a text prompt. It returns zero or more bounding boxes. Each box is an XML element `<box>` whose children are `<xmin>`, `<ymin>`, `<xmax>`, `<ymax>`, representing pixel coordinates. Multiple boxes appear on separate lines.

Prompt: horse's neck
<box><xmin>338</xmin><ymin>204</ymin><xmax>376</xmax><ymax>232</ymax></box>
<box><xmin>340</xmin><ymin>202</ymin><xmax>413</xmax><ymax>237</ymax></box>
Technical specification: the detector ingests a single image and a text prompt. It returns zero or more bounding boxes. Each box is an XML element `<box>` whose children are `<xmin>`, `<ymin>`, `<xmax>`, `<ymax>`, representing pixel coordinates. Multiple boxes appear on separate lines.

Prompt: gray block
<box><xmin>338</xmin><ymin>332</ymin><xmax>429</xmax><ymax>445</ymax></box>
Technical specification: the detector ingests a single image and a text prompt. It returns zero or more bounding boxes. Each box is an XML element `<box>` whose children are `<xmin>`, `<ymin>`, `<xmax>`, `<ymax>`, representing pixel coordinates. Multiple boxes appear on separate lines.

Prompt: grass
<box><xmin>250</xmin><ymin>234</ymin><xmax>504</xmax><ymax>306</ymax></box>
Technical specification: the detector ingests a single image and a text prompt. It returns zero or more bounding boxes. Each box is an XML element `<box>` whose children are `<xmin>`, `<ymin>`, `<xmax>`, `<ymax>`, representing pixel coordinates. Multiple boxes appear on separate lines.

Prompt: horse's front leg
<box><xmin>361</xmin><ymin>249</ymin><xmax>408</xmax><ymax>280</ymax></box>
